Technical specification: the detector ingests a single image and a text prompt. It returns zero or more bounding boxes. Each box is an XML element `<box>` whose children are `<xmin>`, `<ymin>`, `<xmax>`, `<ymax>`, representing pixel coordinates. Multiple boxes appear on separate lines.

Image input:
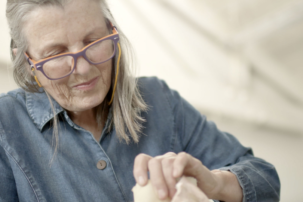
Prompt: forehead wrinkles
<box><xmin>62</xmin><ymin>1</ymin><xmax>105</xmax><ymax>38</ymax></box>
<box><xmin>23</xmin><ymin>0</ymin><xmax>105</xmax><ymax>56</ymax></box>
<box><xmin>23</xmin><ymin>6</ymin><xmax>66</xmax><ymax>51</ymax></box>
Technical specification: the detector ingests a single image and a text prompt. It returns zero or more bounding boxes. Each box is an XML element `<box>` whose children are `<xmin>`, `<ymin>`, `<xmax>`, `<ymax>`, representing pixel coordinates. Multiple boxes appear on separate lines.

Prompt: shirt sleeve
<box><xmin>0</xmin><ymin>135</ymin><xmax>19</xmax><ymax>201</ymax></box>
<box><xmin>160</xmin><ymin>80</ymin><xmax>280</xmax><ymax>202</ymax></box>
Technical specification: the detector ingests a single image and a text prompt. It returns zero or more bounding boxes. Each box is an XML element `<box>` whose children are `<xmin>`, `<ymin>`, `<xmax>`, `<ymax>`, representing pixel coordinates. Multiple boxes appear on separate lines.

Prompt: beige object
<box><xmin>132</xmin><ymin>177</ymin><xmax>197</xmax><ymax>202</ymax></box>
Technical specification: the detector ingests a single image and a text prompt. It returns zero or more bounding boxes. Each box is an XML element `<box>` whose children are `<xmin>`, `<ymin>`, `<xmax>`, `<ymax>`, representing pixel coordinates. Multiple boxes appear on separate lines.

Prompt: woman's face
<box><xmin>23</xmin><ymin>0</ymin><xmax>112</xmax><ymax>113</ymax></box>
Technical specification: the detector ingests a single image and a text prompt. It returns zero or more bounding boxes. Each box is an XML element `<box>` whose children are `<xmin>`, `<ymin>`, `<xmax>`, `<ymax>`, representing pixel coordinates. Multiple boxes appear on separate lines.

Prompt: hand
<box><xmin>172</xmin><ymin>176</ymin><xmax>210</xmax><ymax>202</ymax></box>
<box><xmin>133</xmin><ymin>152</ymin><xmax>220</xmax><ymax>200</ymax></box>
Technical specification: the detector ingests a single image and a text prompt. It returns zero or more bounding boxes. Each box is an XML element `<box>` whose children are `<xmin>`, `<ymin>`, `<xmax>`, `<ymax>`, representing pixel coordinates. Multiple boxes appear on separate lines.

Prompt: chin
<box><xmin>76</xmin><ymin>95</ymin><xmax>106</xmax><ymax>112</ymax></box>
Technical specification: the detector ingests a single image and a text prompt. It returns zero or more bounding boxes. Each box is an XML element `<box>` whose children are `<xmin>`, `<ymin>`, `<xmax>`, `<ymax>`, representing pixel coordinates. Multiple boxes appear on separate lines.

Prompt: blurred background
<box><xmin>0</xmin><ymin>0</ymin><xmax>302</xmax><ymax>201</ymax></box>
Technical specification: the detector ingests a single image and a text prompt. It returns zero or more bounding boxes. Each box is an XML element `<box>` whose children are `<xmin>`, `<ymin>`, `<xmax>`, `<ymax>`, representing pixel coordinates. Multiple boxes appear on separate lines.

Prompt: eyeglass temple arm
<box><xmin>24</xmin><ymin>53</ymin><xmax>42</xmax><ymax>87</ymax></box>
<box><xmin>108</xmin><ymin>42</ymin><xmax>121</xmax><ymax>105</ymax></box>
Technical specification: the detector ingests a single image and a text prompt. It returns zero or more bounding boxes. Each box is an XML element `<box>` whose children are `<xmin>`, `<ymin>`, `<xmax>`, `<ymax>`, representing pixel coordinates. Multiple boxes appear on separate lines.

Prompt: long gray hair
<box><xmin>6</xmin><ymin>0</ymin><xmax>148</xmax><ymax>150</ymax></box>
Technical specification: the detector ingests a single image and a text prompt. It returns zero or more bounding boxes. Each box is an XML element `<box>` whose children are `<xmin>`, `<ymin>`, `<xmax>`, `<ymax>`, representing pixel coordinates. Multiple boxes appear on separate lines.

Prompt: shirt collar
<box><xmin>25</xmin><ymin>89</ymin><xmax>64</xmax><ymax>131</ymax></box>
<box><xmin>25</xmin><ymin>89</ymin><xmax>113</xmax><ymax>133</ymax></box>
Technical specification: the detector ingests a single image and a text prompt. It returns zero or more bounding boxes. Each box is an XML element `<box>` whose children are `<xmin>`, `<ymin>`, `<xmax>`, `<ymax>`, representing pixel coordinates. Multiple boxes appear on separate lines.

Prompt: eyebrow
<box><xmin>38</xmin><ymin>43</ymin><xmax>66</xmax><ymax>59</ymax></box>
<box><xmin>85</xmin><ymin>27</ymin><xmax>108</xmax><ymax>38</ymax></box>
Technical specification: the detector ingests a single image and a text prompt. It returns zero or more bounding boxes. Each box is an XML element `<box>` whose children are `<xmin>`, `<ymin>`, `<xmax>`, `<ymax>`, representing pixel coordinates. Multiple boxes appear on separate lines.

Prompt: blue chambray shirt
<box><xmin>0</xmin><ymin>77</ymin><xmax>280</xmax><ymax>202</ymax></box>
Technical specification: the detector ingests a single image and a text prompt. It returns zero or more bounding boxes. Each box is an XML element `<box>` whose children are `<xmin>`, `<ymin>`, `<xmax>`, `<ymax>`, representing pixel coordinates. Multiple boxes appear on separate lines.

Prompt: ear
<box><xmin>23</xmin><ymin>51</ymin><xmax>34</xmax><ymax>75</ymax></box>
<box><xmin>13</xmin><ymin>48</ymin><xmax>18</xmax><ymax>56</ymax></box>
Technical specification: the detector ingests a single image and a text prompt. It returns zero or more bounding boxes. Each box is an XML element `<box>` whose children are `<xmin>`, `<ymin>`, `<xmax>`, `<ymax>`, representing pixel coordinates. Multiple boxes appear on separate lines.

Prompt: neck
<box><xmin>70</xmin><ymin>108</ymin><xmax>97</xmax><ymax>124</ymax></box>
<box><xmin>68</xmin><ymin>106</ymin><xmax>108</xmax><ymax>141</ymax></box>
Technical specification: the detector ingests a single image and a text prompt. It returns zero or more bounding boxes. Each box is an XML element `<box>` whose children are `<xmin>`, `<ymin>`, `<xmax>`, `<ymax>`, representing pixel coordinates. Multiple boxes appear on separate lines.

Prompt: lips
<box><xmin>73</xmin><ymin>77</ymin><xmax>99</xmax><ymax>90</ymax></box>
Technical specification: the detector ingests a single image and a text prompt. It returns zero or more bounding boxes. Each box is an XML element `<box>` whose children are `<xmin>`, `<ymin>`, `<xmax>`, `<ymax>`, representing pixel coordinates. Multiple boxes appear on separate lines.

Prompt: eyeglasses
<box><xmin>24</xmin><ymin>25</ymin><xmax>119</xmax><ymax>80</ymax></box>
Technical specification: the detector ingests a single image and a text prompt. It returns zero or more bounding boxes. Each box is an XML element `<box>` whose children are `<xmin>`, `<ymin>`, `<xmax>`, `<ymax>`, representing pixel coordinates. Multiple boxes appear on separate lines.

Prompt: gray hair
<box><xmin>6</xmin><ymin>0</ymin><xmax>148</xmax><ymax>151</ymax></box>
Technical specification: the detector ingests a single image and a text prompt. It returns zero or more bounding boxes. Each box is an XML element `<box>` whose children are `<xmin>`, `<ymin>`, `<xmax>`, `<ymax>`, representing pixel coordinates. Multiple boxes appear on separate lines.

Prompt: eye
<box><xmin>51</xmin><ymin>51</ymin><xmax>62</xmax><ymax>56</ymax></box>
<box><xmin>84</xmin><ymin>39</ymin><xmax>99</xmax><ymax>45</ymax></box>
<box><xmin>43</xmin><ymin>49</ymin><xmax>66</xmax><ymax>59</ymax></box>
<box><xmin>46</xmin><ymin>52</ymin><xmax>62</xmax><ymax>58</ymax></box>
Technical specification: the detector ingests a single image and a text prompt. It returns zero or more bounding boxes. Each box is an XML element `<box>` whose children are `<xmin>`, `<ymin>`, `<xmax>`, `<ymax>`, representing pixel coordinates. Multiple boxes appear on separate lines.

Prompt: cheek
<box><xmin>36</xmin><ymin>71</ymin><xmax>70</xmax><ymax>98</ymax></box>
<box><xmin>97</xmin><ymin>60</ymin><xmax>113</xmax><ymax>86</ymax></box>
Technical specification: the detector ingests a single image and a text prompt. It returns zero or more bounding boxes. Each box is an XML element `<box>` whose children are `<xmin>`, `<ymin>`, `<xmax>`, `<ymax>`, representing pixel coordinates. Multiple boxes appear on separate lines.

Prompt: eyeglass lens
<box><xmin>43</xmin><ymin>39</ymin><xmax>115</xmax><ymax>79</ymax></box>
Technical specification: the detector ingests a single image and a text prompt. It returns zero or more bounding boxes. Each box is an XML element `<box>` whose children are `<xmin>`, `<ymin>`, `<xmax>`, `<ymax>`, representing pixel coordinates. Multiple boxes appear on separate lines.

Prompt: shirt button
<box><xmin>97</xmin><ymin>160</ymin><xmax>107</xmax><ymax>170</ymax></box>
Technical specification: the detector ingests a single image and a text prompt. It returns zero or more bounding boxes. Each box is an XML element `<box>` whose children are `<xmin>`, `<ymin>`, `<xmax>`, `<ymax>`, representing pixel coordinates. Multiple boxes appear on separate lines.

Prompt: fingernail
<box><xmin>158</xmin><ymin>189</ymin><xmax>166</xmax><ymax>199</ymax></box>
<box><xmin>138</xmin><ymin>176</ymin><xmax>145</xmax><ymax>186</ymax></box>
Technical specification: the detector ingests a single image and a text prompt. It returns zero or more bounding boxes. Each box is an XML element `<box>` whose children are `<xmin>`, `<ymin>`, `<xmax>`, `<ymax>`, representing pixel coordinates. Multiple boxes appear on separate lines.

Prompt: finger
<box><xmin>173</xmin><ymin>152</ymin><xmax>202</xmax><ymax>178</ymax></box>
<box><xmin>173</xmin><ymin>153</ymin><xmax>218</xmax><ymax>198</ymax></box>
<box><xmin>148</xmin><ymin>158</ymin><xmax>169</xmax><ymax>200</ymax></box>
<box><xmin>154</xmin><ymin>152</ymin><xmax>176</xmax><ymax>160</ymax></box>
<box><xmin>152</xmin><ymin>152</ymin><xmax>177</xmax><ymax>199</ymax></box>
<box><xmin>163</xmin><ymin>152</ymin><xmax>177</xmax><ymax>157</ymax></box>
<box><xmin>162</xmin><ymin>156</ymin><xmax>178</xmax><ymax>198</ymax></box>
<box><xmin>133</xmin><ymin>153</ymin><xmax>152</xmax><ymax>186</ymax></box>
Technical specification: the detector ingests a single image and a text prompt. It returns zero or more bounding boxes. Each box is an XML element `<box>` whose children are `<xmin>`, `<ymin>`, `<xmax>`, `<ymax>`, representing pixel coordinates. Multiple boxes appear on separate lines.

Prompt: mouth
<box><xmin>73</xmin><ymin>76</ymin><xmax>99</xmax><ymax>90</ymax></box>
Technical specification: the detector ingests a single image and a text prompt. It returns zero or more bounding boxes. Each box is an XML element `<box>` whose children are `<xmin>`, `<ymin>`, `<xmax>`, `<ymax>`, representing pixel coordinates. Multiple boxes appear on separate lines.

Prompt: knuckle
<box><xmin>194</xmin><ymin>158</ymin><xmax>203</xmax><ymax>166</ymax></box>
<box><xmin>178</xmin><ymin>152</ymin><xmax>189</xmax><ymax>160</ymax></box>
<box><xmin>154</xmin><ymin>152</ymin><xmax>176</xmax><ymax>160</ymax></box>
<box><xmin>134</xmin><ymin>153</ymin><xmax>151</xmax><ymax>165</ymax></box>
<box><xmin>148</xmin><ymin>158</ymin><xmax>160</xmax><ymax>167</ymax></box>
<box><xmin>178</xmin><ymin>152</ymin><xmax>187</xmax><ymax>157</ymax></box>
<box><xmin>135</xmin><ymin>153</ymin><xmax>148</xmax><ymax>161</ymax></box>
<box><xmin>162</xmin><ymin>157</ymin><xmax>175</xmax><ymax>167</ymax></box>
<box><xmin>134</xmin><ymin>154</ymin><xmax>142</xmax><ymax>163</ymax></box>
<box><xmin>164</xmin><ymin>152</ymin><xmax>177</xmax><ymax>157</ymax></box>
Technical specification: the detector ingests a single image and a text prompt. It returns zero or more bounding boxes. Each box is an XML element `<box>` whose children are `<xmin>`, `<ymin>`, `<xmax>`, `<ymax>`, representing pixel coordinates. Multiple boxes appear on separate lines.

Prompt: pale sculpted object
<box><xmin>132</xmin><ymin>177</ymin><xmax>213</xmax><ymax>202</ymax></box>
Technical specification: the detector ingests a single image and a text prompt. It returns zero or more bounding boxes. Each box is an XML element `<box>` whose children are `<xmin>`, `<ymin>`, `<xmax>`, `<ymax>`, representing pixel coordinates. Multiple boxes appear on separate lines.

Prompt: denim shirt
<box><xmin>0</xmin><ymin>77</ymin><xmax>280</xmax><ymax>202</ymax></box>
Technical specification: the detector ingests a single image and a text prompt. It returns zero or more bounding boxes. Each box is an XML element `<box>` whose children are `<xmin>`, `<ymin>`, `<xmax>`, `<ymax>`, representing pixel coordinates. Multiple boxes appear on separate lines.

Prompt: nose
<box><xmin>73</xmin><ymin>56</ymin><xmax>91</xmax><ymax>75</ymax></box>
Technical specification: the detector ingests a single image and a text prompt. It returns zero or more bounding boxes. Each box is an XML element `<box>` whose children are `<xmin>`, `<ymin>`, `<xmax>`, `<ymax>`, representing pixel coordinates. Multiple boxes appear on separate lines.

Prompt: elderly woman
<box><xmin>0</xmin><ymin>0</ymin><xmax>280</xmax><ymax>201</ymax></box>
